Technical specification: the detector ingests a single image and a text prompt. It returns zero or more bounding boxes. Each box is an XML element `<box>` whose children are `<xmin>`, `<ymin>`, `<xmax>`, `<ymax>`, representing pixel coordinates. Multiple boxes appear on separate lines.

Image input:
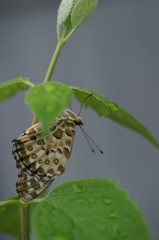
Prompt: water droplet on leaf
<box><xmin>109</xmin><ymin>212</ymin><xmax>118</xmax><ymax>219</ymax></box>
<box><xmin>72</xmin><ymin>184</ymin><xmax>85</xmax><ymax>194</ymax></box>
<box><xmin>108</xmin><ymin>103</ymin><xmax>118</xmax><ymax>112</ymax></box>
<box><xmin>103</xmin><ymin>198</ymin><xmax>112</xmax><ymax>205</ymax></box>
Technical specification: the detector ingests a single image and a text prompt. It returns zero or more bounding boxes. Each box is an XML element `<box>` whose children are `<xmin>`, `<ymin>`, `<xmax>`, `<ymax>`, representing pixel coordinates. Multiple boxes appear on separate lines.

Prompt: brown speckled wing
<box><xmin>12</xmin><ymin>118</ymin><xmax>76</xmax><ymax>201</ymax></box>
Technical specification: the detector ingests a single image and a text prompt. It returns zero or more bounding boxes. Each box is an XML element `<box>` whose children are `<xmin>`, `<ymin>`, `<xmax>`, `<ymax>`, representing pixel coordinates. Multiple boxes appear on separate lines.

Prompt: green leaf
<box><xmin>57</xmin><ymin>0</ymin><xmax>74</xmax><ymax>30</ymax></box>
<box><xmin>25</xmin><ymin>82</ymin><xmax>72</xmax><ymax>131</ymax></box>
<box><xmin>57</xmin><ymin>0</ymin><xmax>98</xmax><ymax>41</ymax></box>
<box><xmin>0</xmin><ymin>76</ymin><xmax>34</xmax><ymax>103</ymax></box>
<box><xmin>0</xmin><ymin>195</ymin><xmax>20</xmax><ymax>238</ymax></box>
<box><xmin>71</xmin><ymin>0</ymin><xmax>98</xmax><ymax>30</ymax></box>
<box><xmin>32</xmin><ymin>178</ymin><xmax>151</xmax><ymax>240</ymax></box>
<box><xmin>70</xmin><ymin>86</ymin><xmax>159</xmax><ymax>148</ymax></box>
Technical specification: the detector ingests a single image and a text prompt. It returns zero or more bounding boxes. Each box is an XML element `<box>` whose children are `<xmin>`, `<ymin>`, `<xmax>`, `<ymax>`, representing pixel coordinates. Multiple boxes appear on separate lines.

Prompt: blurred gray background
<box><xmin>0</xmin><ymin>0</ymin><xmax>159</xmax><ymax>239</ymax></box>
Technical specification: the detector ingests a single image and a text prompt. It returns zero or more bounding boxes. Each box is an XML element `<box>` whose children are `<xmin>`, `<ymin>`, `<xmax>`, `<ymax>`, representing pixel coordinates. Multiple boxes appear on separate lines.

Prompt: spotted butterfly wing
<box><xmin>12</xmin><ymin>109</ymin><xmax>83</xmax><ymax>201</ymax></box>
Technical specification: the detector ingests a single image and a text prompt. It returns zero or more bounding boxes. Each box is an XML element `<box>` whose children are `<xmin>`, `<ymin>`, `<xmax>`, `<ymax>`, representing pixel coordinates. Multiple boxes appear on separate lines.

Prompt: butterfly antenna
<box><xmin>80</xmin><ymin>126</ymin><xmax>95</xmax><ymax>153</ymax></box>
<box><xmin>78</xmin><ymin>93</ymin><xmax>93</xmax><ymax>116</ymax></box>
<box><xmin>79</xmin><ymin>126</ymin><xmax>103</xmax><ymax>154</ymax></box>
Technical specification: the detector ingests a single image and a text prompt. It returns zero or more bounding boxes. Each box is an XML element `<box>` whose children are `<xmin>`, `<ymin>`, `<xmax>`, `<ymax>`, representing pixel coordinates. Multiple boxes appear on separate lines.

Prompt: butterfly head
<box><xmin>75</xmin><ymin>116</ymin><xmax>83</xmax><ymax>126</ymax></box>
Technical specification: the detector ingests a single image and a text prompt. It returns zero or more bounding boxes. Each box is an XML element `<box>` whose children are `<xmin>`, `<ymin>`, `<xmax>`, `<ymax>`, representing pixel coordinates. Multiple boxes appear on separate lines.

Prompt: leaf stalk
<box><xmin>31</xmin><ymin>28</ymin><xmax>68</xmax><ymax>125</ymax></box>
<box><xmin>19</xmin><ymin>203</ymin><xmax>30</xmax><ymax>240</ymax></box>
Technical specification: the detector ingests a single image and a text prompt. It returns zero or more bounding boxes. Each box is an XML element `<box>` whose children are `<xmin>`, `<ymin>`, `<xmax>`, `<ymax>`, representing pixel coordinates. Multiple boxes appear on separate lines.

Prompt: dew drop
<box><xmin>52</xmin><ymin>191</ymin><xmax>57</xmax><ymax>196</ymax></box>
<box><xmin>72</xmin><ymin>184</ymin><xmax>85</xmax><ymax>194</ymax></box>
<box><xmin>109</xmin><ymin>212</ymin><xmax>118</xmax><ymax>219</ymax></box>
<box><xmin>108</xmin><ymin>103</ymin><xmax>118</xmax><ymax>112</ymax></box>
<box><xmin>103</xmin><ymin>198</ymin><xmax>112</xmax><ymax>205</ymax></box>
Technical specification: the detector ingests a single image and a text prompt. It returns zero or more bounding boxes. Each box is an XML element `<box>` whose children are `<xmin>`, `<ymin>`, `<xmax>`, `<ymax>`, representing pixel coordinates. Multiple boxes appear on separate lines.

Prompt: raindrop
<box><xmin>109</xmin><ymin>212</ymin><xmax>118</xmax><ymax>219</ymax></box>
<box><xmin>72</xmin><ymin>184</ymin><xmax>85</xmax><ymax>194</ymax></box>
<box><xmin>108</xmin><ymin>103</ymin><xmax>118</xmax><ymax>112</ymax></box>
<box><xmin>103</xmin><ymin>198</ymin><xmax>112</xmax><ymax>205</ymax></box>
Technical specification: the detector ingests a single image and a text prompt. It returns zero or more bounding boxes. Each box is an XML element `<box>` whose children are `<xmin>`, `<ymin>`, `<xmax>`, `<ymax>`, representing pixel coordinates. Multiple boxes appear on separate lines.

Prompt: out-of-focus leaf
<box><xmin>57</xmin><ymin>0</ymin><xmax>98</xmax><ymax>41</ymax></box>
<box><xmin>25</xmin><ymin>82</ymin><xmax>72</xmax><ymax>132</ymax></box>
<box><xmin>0</xmin><ymin>195</ymin><xmax>20</xmax><ymax>238</ymax></box>
<box><xmin>0</xmin><ymin>77</ymin><xmax>34</xmax><ymax>103</ymax></box>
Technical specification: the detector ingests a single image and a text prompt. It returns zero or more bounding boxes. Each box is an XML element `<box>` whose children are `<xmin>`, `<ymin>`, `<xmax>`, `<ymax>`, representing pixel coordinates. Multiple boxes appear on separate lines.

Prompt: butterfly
<box><xmin>12</xmin><ymin>109</ymin><xmax>83</xmax><ymax>201</ymax></box>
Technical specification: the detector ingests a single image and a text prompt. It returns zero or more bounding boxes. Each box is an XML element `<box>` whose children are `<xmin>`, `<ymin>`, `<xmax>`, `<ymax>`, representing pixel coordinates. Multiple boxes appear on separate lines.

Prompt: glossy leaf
<box><xmin>32</xmin><ymin>178</ymin><xmax>151</xmax><ymax>240</ymax></box>
<box><xmin>0</xmin><ymin>77</ymin><xmax>34</xmax><ymax>103</ymax></box>
<box><xmin>70</xmin><ymin>86</ymin><xmax>159</xmax><ymax>148</ymax></box>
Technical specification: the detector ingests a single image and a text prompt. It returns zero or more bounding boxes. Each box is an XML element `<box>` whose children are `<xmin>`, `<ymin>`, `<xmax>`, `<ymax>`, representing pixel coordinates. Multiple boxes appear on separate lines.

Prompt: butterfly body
<box><xmin>12</xmin><ymin>109</ymin><xmax>83</xmax><ymax>201</ymax></box>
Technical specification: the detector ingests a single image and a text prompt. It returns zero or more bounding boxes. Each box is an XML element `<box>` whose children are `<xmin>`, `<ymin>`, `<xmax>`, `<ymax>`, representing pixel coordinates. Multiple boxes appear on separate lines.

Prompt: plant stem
<box><xmin>44</xmin><ymin>42</ymin><xmax>63</xmax><ymax>83</ymax></box>
<box><xmin>44</xmin><ymin>28</ymin><xmax>68</xmax><ymax>84</ymax></box>
<box><xmin>19</xmin><ymin>203</ymin><xmax>30</xmax><ymax>240</ymax></box>
<box><xmin>31</xmin><ymin>28</ymin><xmax>68</xmax><ymax>125</ymax></box>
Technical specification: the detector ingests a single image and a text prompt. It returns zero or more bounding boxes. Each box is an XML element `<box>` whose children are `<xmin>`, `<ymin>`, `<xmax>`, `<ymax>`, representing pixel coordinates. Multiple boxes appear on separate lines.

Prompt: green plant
<box><xmin>0</xmin><ymin>1</ymin><xmax>158</xmax><ymax>239</ymax></box>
